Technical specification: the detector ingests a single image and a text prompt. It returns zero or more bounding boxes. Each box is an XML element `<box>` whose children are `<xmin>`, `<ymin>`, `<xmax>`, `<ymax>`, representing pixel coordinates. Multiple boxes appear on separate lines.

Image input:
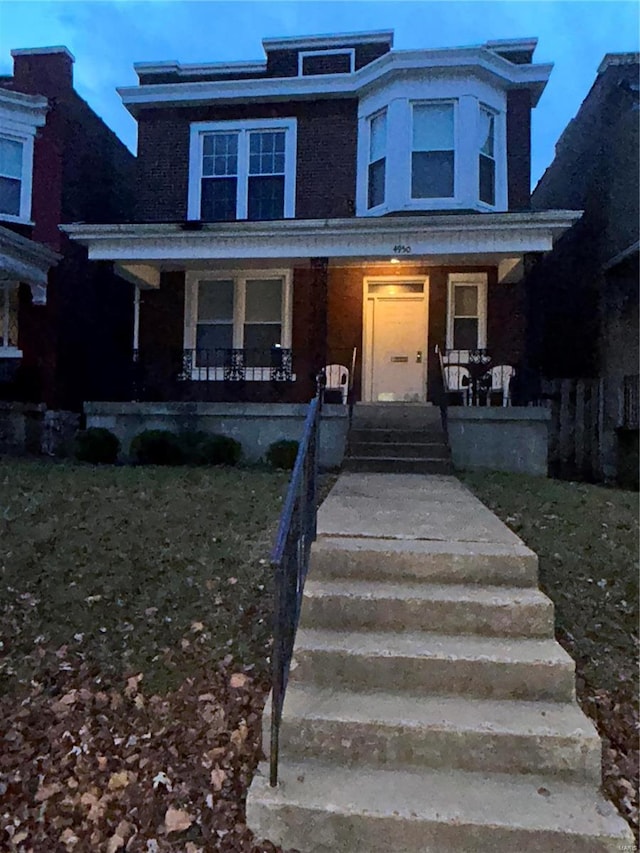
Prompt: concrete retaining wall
<box><xmin>447</xmin><ymin>407</ymin><xmax>551</xmax><ymax>476</ymax></box>
<box><xmin>84</xmin><ymin>401</ymin><xmax>349</xmax><ymax>469</ymax></box>
<box><xmin>0</xmin><ymin>402</ymin><xmax>45</xmax><ymax>455</ymax></box>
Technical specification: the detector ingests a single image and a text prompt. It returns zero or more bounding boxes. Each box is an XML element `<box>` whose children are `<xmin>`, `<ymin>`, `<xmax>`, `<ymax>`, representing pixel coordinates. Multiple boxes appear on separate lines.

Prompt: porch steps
<box><xmin>346</xmin><ymin>403</ymin><xmax>453</xmax><ymax>474</ymax></box>
<box><xmin>246</xmin><ymin>474</ymin><xmax>634</xmax><ymax>852</ymax></box>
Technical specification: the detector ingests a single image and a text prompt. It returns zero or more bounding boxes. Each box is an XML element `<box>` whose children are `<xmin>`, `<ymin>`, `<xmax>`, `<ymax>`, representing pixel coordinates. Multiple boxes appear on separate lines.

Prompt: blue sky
<box><xmin>0</xmin><ymin>0</ymin><xmax>637</xmax><ymax>187</ymax></box>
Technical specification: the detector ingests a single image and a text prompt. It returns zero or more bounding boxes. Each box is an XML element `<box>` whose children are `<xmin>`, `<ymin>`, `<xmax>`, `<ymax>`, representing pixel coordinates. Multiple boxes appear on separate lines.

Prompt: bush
<box><xmin>178</xmin><ymin>431</ymin><xmax>242</xmax><ymax>466</ymax></box>
<box><xmin>74</xmin><ymin>428</ymin><xmax>120</xmax><ymax>465</ymax></box>
<box><xmin>130</xmin><ymin>430</ymin><xmax>185</xmax><ymax>466</ymax></box>
<box><xmin>266</xmin><ymin>439</ymin><xmax>299</xmax><ymax>470</ymax></box>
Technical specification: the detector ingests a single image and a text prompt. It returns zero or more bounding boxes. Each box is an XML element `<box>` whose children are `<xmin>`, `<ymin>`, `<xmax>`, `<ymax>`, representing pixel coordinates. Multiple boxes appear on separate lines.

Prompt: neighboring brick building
<box><xmin>0</xmin><ymin>46</ymin><xmax>135</xmax><ymax>413</ymax></box>
<box><xmin>525</xmin><ymin>52</ymin><xmax>639</xmax><ymax>484</ymax></box>
<box><xmin>68</xmin><ymin>29</ymin><xmax>579</xmax><ymax>407</ymax></box>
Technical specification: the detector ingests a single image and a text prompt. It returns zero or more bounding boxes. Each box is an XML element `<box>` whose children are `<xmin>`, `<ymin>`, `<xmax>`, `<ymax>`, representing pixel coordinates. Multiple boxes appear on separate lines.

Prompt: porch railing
<box><xmin>269</xmin><ymin>374</ymin><xmax>324</xmax><ymax>787</ymax></box>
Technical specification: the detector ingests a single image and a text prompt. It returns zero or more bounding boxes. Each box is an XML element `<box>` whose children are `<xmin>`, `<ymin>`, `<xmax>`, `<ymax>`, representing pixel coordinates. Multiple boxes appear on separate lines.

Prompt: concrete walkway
<box><xmin>247</xmin><ymin>473</ymin><xmax>634</xmax><ymax>853</ymax></box>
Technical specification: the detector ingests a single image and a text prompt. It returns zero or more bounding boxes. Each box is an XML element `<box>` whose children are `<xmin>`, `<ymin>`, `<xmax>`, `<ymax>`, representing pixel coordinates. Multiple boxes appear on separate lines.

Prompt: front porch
<box><xmin>65</xmin><ymin>211</ymin><xmax>580</xmax><ymax>409</ymax></box>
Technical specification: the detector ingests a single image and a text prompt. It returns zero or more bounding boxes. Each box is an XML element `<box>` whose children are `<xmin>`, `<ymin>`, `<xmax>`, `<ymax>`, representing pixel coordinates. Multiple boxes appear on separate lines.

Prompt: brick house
<box><xmin>66</xmin><ymin>30</ymin><xmax>579</xmax><ymax>441</ymax></box>
<box><xmin>524</xmin><ymin>52</ymin><xmax>639</xmax><ymax>485</ymax></box>
<box><xmin>0</xmin><ymin>46</ymin><xmax>135</xmax><ymax>424</ymax></box>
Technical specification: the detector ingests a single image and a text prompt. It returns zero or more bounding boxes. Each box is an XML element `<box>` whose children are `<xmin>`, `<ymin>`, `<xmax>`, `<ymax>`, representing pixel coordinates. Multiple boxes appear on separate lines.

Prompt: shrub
<box><xmin>177</xmin><ymin>431</ymin><xmax>242</xmax><ymax>466</ymax></box>
<box><xmin>266</xmin><ymin>439</ymin><xmax>299</xmax><ymax>470</ymax></box>
<box><xmin>130</xmin><ymin>430</ymin><xmax>184</xmax><ymax>466</ymax></box>
<box><xmin>75</xmin><ymin>428</ymin><xmax>120</xmax><ymax>465</ymax></box>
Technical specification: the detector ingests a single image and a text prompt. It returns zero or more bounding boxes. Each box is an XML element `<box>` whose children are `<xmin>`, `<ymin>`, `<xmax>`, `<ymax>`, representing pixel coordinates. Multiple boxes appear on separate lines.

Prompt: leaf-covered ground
<box><xmin>461</xmin><ymin>471</ymin><xmax>639</xmax><ymax>839</ymax></box>
<box><xmin>0</xmin><ymin>460</ymin><xmax>296</xmax><ymax>852</ymax></box>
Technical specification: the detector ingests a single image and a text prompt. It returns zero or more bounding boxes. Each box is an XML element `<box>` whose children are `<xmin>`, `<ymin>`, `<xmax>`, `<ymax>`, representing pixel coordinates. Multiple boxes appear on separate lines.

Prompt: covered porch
<box><xmin>64</xmin><ymin>211</ymin><xmax>580</xmax><ymax>407</ymax></box>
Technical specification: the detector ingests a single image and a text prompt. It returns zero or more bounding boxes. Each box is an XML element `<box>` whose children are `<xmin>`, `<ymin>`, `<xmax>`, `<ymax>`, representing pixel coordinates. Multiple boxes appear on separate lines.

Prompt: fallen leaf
<box><xmin>164</xmin><ymin>806</ymin><xmax>193</xmax><ymax>834</ymax></box>
<box><xmin>108</xmin><ymin>771</ymin><xmax>131</xmax><ymax>790</ymax></box>
<box><xmin>210</xmin><ymin>767</ymin><xmax>226</xmax><ymax>790</ymax></box>
<box><xmin>35</xmin><ymin>782</ymin><xmax>62</xmax><ymax>802</ymax></box>
<box><xmin>230</xmin><ymin>672</ymin><xmax>248</xmax><ymax>688</ymax></box>
<box><xmin>125</xmin><ymin>673</ymin><xmax>143</xmax><ymax>697</ymax></box>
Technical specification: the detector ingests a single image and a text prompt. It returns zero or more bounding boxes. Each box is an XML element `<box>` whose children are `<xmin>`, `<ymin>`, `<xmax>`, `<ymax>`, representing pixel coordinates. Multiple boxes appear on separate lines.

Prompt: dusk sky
<box><xmin>0</xmin><ymin>0</ymin><xmax>637</xmax><ymax>188</ymax></box>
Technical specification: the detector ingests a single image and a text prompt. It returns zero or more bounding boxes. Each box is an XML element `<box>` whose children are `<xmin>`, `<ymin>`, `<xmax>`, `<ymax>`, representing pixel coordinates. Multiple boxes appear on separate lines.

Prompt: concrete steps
<box><xmin>248</xmin><ymin>760</ymin><xmax>632</xmax><ymax>853</ymax></box>
<box><xmin>300</xmin><ymin>579</ymin><xmax>555</xmax><ymax>636</ymax></box>
<box><xmin>347</xmin><ymin>404</ymin><xmax>453</xmax><ymax>474</ymax></box>
<box><xmin>270</xmin><ymin>684</ymin><xmax>602</xmax><ymax>780</ymax></box>
<box><xmin>246</xmin><ymin>473</ymin><xmax>633</xmax><ymax>851</ymax></box>
<box><xmin>291</xmin><ymin>628</ymin><xmax>577</xmax><ymax>701</ymax></box>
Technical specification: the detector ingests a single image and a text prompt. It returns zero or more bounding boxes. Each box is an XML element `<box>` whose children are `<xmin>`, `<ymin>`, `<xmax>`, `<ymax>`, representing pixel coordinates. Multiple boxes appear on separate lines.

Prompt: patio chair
<box><xmin>489</xmin><ymin>364</ymin><xmax>515</xmax><ymax>406</ymax></box>
<box><xmin>323</xmin><ymin>363</ymin><xmax>349</xmax><ymax>404</ymax></box>
<box><xmin>443</xmin><ymin>365</ymin><xmax>471</xmax><ymax>406</ymax></box>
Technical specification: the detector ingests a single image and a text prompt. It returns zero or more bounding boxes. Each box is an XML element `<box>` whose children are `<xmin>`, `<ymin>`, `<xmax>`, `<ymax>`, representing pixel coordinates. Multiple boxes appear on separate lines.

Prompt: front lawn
<box><xmin>461</xmin><ymin>471</ymin><xmax>639</xmax><ymax>838</ymax></box>
<box><xmin>0</xmin><ymin>460</ymin><xmax>292</xmax><ymax>852</ymax></box>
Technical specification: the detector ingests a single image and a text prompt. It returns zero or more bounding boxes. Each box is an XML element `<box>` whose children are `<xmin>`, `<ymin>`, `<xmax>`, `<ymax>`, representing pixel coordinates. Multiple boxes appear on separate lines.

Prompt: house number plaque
<box><xmin>393</xmin><ymin>244</ymin><xmax>412</xmax><ymax>254</ymax></box>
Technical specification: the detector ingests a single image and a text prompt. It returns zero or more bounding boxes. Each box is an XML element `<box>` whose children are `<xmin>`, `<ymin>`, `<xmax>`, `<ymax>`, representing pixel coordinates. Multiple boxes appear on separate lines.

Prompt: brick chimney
<box><xmin>10</xmin><ymin>46</ymin><xmax>75</xmax><ymax>97</ymax></box>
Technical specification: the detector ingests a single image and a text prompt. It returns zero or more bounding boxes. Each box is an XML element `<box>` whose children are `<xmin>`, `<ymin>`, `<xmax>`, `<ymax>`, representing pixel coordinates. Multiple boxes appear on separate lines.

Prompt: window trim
<box><xmin>446</xmin><ymin>272</ymin><xmax>487</xmax><ymax>352</ymax></box>
<box><xmin>188</xmin><ymin>118</ymin><xmax>297</xmax><ymax>222</ymax></box>
<box><xmin>184</xmin><ymin>268</ymin><xmax>293</xmax><ymax>381</ymax></box>
<box><xmin>0</xmin><ymin>130</ymin><xmax>35</xmax><ymax>225</ymax></box>
<box><xmin>478</xmin><ymin>102</ymin><xmax>497</xmax><ymax>207</ymax></box>
<box><xmin>366</xmin><ymin>108</ymin><xmax>387</xmax><ymax>210</ymax></box>
<box><xmin>298</xmin><ymin>48</ymin><xmax>355</xmax><ymax>76</ymax></box>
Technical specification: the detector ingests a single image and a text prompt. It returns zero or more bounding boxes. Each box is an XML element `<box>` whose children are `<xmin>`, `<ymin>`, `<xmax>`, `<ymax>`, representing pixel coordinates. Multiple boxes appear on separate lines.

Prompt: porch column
<box><xmin>310</xmin><ymin>257</ymin><xmax>328</xmax><ymax>382</ymax></box>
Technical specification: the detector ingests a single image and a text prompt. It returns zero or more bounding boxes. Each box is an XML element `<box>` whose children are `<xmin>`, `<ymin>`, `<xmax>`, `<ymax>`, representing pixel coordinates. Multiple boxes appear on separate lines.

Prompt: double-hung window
<box><xmin>185</xmin><ymin>270</ymin><xmax>292</xmax><ymax>379</ymax></box>
<box><xmin>367</xmin><ymin>110</ymin><xmax>386</xmax><ymax>209</ymax></box>
<box><xmin>411</xmin><ymin>103</ymin><xmax>455</xmax><ymax>199</ymax></box>
<box><xmin>447</xmin><ymin>273</ymin><xmax>487</xmax><ymax>352</ymax></box>
<box><xmin>0</xmin><ymin>283</ymin><xmax>19</xmax><ymax>353</ymax></box>
<box><xmin>478</xmin><ymin>105</ymin><xmax>496</xmax><ymax>206</ymax></box>
<box><xmin>189</xmin><ymin>119</ymin><xmax>296</xmax><ymax>222</ymax></box>
<box><xmin>0</xmin><ymin>136</ymin><xmax>25</xmax><ymax>218</ymax></box>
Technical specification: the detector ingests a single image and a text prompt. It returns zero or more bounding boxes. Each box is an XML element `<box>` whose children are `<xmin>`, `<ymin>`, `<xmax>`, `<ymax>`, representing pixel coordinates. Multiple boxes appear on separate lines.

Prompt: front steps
<box><xmin>246</xmin><ymin>475</ymin><xmax>634</xmax><ymax>852</ymax></box>
<box><xmin>345</xmin><ymin>403</ymin><xmax>453</xmax><ymax>474</ymax></box>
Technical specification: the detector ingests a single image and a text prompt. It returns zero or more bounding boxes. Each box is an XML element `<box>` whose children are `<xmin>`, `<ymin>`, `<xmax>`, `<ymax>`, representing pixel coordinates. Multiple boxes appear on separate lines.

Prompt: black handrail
<box><xmin>435</xmin><ymin>344</ymin><xmax>449</xmax><ymax>441</ymax></box>
<box><xmin>269</xmin><ymin>375</ymin><xmax>324</xmax><ymax>787</ymax></box>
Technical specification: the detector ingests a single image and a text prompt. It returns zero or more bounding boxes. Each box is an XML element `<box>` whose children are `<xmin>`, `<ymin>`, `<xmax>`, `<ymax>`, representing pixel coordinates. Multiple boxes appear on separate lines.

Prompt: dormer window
<box><xmin>367</xmin><ymin>109</ymin><xmax>386</xmax><ymax>209</ymax></box>
<box><xmin>479</xmin><ymin>105</ymin><xmax>496</xmax><ymax>206</ymax></box>
<box><xmin>188</xmin><ymin>118</ymin><xmax>297</xmax><ymax>222</ymax></box>
<box><xmin>298</xmin><ymin>49</ymin><xmax>355</xmax><ymax>76</ymax></box>
<box><xmin>411</xmin><ymin>102</ymin><xmax>455</xmax><ymax>199</ymax></box>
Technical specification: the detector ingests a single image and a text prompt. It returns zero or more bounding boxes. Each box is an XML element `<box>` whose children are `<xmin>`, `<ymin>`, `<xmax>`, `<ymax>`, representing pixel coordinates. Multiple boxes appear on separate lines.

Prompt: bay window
<box><xmin>411</xmin><ymin>102</ymin><xmax>455</xmax><ymax>199</ymax></box>
<box><xmin>367</xmin><ymin>109</ymin><xmax>386</xmax><ymax>209</ymax></box>
<box><xmin>189</xmin><ymin>119</ymin><xmax>296</xmax><ymax>222</ymax></box>
<box><xmin>446</xmin><ymin>273</ymin><xmax>487</xmax><ymax>352</ymax></box>
<box><xmin>185</xmin><ymin>270</ymin><xmax>292</xmax><ymax>379</ymax></box>
<box><xmin>479</xmin><ymin>105</ymin><xmax>496</xmax><ymax>205</ymax></box>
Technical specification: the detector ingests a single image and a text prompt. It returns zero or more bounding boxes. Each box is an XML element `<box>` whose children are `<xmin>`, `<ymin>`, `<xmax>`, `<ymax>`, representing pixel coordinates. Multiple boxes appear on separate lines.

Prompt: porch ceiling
<box><xmin>0</xmin><ymin>225</ymin><xmax>60</xmax><ymax>304</ymax></box>
<box><xmin>63</xmin><ymin>210</ymin><xmax>582</xmax><ymax>267</ymax></box>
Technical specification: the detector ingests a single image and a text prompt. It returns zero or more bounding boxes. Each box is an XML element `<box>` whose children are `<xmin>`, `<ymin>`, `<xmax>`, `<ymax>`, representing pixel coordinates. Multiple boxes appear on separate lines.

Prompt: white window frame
<box><xmin>187</xmin><ymin>118</ymin><xmax>297</xmax><ymax>221</ymax></box>
<box><xmin>446</xmin><ymin>272</ymin><xmax>488</xmax><ymax>354</ymax></box>
<box><xmin>0</xmin><ymin>129</ymin><xmax>36</xmax><ymax>224</ymax></box>
<box><xmin>298</xmin><ymin>48</ymin><xmax>355</xmax><ymax>76</ymax></box>
<box><xmin>366</xmin><ymin>108</ymin><xmax>387</xmax><ymax>210</ymax></box>
<box><xmin>184</xmin><ymin>268</ymin><xmax>293</xmax><ymax>381</ymax></box>
<box><xmin>0</xmin><ymin>282</ymin><xmax>22</xmax><ymax>357</ymax></box>
<box><xmin>410</xmin><ymin>99</ymin><xmax>457</xmax><ymax>203</ymax></box>
<box><xmin>478</xmin><ymin>103</ymin><xmax>498</xmax><ymax>208</ymax></box>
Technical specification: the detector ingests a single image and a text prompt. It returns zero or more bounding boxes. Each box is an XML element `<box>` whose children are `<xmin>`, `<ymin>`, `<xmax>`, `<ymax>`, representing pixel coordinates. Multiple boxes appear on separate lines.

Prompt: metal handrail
<box><xmin>269</xmin><ymin>375</ymin><xmax>324</xmax><ymax>787</ymax></box>
<box><xmin>435</xmin><ymin>344</ymin><xmax>449</xmax><ymax>441</ymax></box>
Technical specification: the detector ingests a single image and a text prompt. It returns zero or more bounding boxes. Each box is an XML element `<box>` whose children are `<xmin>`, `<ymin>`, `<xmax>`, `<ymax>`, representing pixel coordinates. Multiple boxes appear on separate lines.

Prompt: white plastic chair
<box><xmin>489</xmin><ymin>364</ymin><xmax>515</xmax><ymax>406</ymax></box>
<box><xmin>443</xmin><ymin>365</ymin><xmax>471</xmax><ymax>406</ymax></box>
<box><xmin>324</xmin><ymin>363</ymin><xmax>349</xmax><ymax>404</ymax></box>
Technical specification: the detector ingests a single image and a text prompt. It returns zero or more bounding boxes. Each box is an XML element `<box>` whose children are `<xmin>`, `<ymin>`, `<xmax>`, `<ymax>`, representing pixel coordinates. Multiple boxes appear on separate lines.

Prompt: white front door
<box><xmin>363</xmin><ymin>278</ymin><xmax>429</xmax><ymax>402</ymax></box>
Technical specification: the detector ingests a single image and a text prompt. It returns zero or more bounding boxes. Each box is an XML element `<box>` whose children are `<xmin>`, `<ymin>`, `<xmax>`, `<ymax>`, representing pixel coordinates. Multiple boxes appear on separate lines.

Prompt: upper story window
<box><xmin>411</xmin><ymin>103</ymin><xmax>455</xmax><ymax>199</ymax></box>
<box><xmin>188</xmin><ymin>119</ymin><xmax>297</xmax><ymax>222</ymax></box>
<box><xmin>299</xmin><ymin>49</ymin><xmax>354</xmax><ymax>76</ymax></box>
<box><xmin>0</xmin><ymin>137</ymin><xmax>23</xmax><ymax>217</ymax></box>
<box><xmin>478</xmin><ymin>105</ymin><xmax>496</xmax><ymax>206</ymax></box>
<box><xmin>367</xmin><ymin>110</ymin><xmax>386</xmax><ymax>209</ymax></box>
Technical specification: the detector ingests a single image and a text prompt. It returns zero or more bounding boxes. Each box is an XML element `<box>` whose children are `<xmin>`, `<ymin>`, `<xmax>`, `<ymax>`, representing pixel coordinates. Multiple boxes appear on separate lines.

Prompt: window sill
<box><xmin>0</xmin><ymin>214</ymin><xmax>34</xmax><ymax>226</ymax></box>
<box><xmin>0</xmin><ymin>347</ymin><xmax>23</xmax><ymax>358</ymax></box>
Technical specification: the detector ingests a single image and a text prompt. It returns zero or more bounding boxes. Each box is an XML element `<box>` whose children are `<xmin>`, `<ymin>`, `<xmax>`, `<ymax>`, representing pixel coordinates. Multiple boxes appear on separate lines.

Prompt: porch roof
<box><xmin>63</xmin><ymin>210</ymin><xmax>581</xmax><ymax>280</ymax></box>
<box><xmin>0</xmin><ymin>226</ymin><xmax>60</xmax><ymax>304</ymax></box>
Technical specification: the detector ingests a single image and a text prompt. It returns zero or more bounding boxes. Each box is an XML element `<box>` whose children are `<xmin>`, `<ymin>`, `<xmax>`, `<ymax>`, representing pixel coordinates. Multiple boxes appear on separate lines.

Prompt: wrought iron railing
<box><xmin>621</xmin><ymin>374</ymin><xmax>639</xmax><ymax>430</ymax></box>
<box><xmin>181</xmin><ymin>347</ymin><xmax>294</xmax><ymax>382</ymax></box>
<box><xmin>435</xmin><ymin>345</ymin><xmax>449</xmax><ymax>439</ymax></box>
<box><xmin>269</xmin><ymin>375</ymin><xmax>324</xmax><ymax>787</ymax></box>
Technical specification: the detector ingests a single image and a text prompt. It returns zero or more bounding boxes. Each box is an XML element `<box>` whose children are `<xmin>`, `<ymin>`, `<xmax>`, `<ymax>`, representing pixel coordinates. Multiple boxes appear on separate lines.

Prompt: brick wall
<box><xmin>506</xmin><ymin>89</ymin><xmax>532</xmax><ymax>210</ymax></box>
<box><xmin>136</xmin><ymin>100</ymin><xmax>358</xmax><ymax>222</ymax></box>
